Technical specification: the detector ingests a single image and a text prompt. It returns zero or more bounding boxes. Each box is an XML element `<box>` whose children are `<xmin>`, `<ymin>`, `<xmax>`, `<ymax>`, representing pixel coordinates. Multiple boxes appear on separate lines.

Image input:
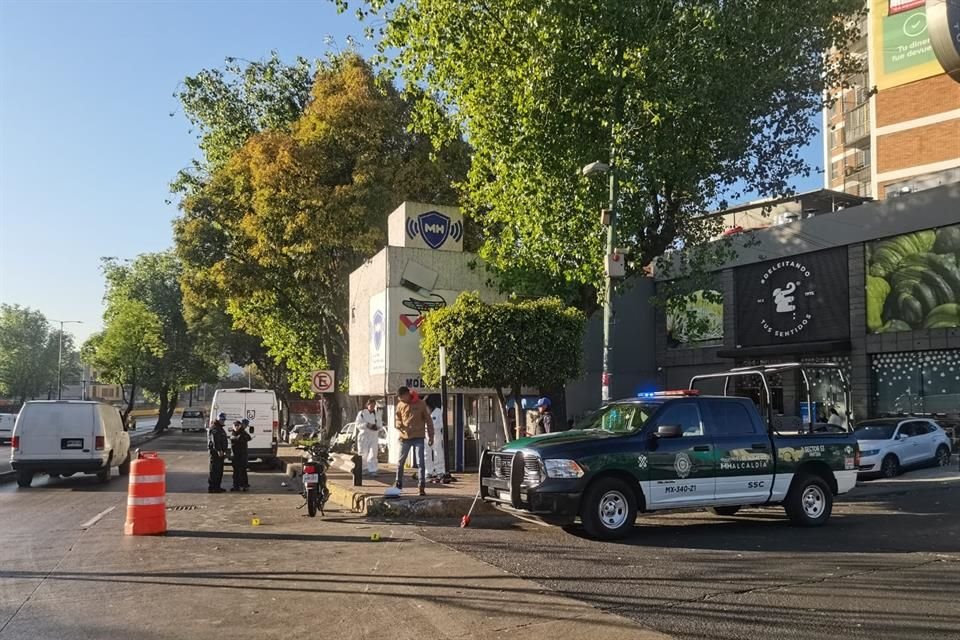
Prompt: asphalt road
<box><xmin>0</xmin><ymin>431</ymin><xmax>657</xmax><ymax>640</ymax></box>
<box><xmin>418</xmin><ymin>465</ymin><xmax>960</xmax><ymax>640</ymax></box>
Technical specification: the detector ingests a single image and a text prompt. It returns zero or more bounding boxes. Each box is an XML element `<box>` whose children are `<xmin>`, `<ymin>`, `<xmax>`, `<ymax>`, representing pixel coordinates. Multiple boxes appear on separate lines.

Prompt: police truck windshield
<box><xmin>577</xmin><ymin>402</ymin><xmax>661</xmax><ymax>434</ymax></box>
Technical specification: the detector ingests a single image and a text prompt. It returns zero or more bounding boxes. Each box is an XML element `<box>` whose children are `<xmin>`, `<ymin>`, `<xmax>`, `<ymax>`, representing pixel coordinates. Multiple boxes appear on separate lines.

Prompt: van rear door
<box><xmin>241</xmin><ymin>391</ymin><xmax>278</xmax><ymax>457</ymax></box>
<box><xmin>18</xmin><ymin>403</ymin><xmax>96</xmax><ymax>461</ymax></box>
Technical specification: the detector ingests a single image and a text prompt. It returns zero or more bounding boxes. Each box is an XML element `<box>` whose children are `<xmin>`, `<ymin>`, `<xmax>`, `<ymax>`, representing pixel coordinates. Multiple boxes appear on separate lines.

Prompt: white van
<box><xmin>210</xmin><ymin>388</ymin><xmax>279</xmax><ymax>464</ymax></box>
<box><xmin>10</xmin><ymin>401</ymin><xmax>131</xmax><ymax>487</ymax></box>
<box><xmin>0</xmin><ymin>413</ymin><xmax>15</xmax><ymax>444</ymax></box>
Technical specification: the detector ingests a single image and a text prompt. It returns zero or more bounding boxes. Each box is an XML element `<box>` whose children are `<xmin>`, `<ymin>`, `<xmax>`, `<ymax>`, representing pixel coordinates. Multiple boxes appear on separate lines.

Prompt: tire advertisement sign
<box><xmin>735</xmin><ymin>248</ymin><xmax>850</xmax><ymax>347</ymax></box>
<box><xmin>866</xmin><ymin>223</ymin><xmax>960</xmax><ymax>333</ymax></box>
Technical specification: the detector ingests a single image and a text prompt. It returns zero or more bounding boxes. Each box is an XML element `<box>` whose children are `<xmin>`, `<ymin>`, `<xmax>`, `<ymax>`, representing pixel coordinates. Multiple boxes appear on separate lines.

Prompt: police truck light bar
<box><xmin>636</xmin><ymin>390</ymin><xmax>700</xmax><ymax>398</ymax></box>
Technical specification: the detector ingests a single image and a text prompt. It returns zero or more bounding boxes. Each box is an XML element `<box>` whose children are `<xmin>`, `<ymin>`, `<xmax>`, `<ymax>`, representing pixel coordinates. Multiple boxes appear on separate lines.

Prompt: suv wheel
<box><xmin>580</xmin><ymin>477</ymin><xmax>637</xmax><ymax>540</ymax></box>
<box><xmin>881</xmin><ymin>454</ymin><xmax>900</xmax><ymax>478</ymax></box>
<box><xmin>708</xmin><ymin>506</ymin><xmax>741</xmax><ymax>517</ymax></box>
<box><xmin>784</xmin><ymin>474</ymin><xmax>833</xmax><ymax>527</ymax></box>
<box><xmin>16</xmin><ymin>470</ymin><xmax>33</xmax><ymax>488</ymax></box>
<box><xmin>935</xmin><ymin>445</ymin><xmax>951</xmax><ymax>468</ymax></box>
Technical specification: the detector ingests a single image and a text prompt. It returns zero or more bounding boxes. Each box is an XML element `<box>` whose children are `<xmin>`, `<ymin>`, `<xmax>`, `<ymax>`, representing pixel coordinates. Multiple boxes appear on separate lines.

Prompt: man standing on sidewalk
<box><xmin>394</xmin><ymin>386</ymin><xmax>433</xmax><ymax>496</ymax></box>
<box><xmin>208</xmin><ymin>412</ymin><xmax>229</xmax><ymax>493</ymax></box>
<box><xmin>355</xmin><ymin>398</ymin><xmax>382</xmax><ymax>476</ymax></box>
<box><xmin>534</xmin><ymin>397</ymin><xmax>554</xmax><ymax>435</ymax></box>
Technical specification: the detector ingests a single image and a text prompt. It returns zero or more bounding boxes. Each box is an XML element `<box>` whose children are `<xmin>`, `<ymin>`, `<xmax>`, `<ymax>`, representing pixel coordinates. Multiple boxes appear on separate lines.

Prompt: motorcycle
<box><xmin>298</xmin><ymin>441</ymin><xmax>332</xmax><ymax>517</ymax></box>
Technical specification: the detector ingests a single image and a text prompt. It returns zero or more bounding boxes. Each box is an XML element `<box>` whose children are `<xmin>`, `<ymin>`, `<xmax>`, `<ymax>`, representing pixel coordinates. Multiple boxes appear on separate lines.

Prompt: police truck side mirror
<box><xmin>656</xmin><ymin>424</ymin><xmax>683</xmax><ymax>439</ymax></box>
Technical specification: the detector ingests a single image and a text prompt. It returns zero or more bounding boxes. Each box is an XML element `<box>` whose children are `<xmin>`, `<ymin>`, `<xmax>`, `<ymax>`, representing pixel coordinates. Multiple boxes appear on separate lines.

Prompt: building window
<box><xmin>872</xmin><ymin>350</ymin><xmax>960</xmax><ymax>416</ymax></box>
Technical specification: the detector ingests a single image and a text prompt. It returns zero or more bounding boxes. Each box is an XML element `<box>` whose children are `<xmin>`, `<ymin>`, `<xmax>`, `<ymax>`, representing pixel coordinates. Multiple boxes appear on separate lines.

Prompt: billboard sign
<box><xmin>866</xmin><ymin>223</ymin><xmax>960</xmax><ymax>333</ymax></box>
<box><xmin>735</xmin><ymin>248</ymin><xmax>850</xmax><ymax>347</ymax></box>
<box><xmin>872</xmin><ymin>0</ymin><xmax>942</xmax><ymax>89</ymax></box>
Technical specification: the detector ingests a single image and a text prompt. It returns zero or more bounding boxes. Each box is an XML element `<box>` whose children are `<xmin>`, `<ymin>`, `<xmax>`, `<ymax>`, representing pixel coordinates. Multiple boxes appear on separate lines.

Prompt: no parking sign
<box><xmin>310</xmin><ymin>370</ymin><xmax>335</xmax><ymax>394</ymax></box>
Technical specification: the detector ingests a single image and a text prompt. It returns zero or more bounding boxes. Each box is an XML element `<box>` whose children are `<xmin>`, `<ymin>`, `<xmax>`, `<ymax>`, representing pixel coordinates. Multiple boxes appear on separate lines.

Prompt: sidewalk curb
<box><xmin>282</xmin><ymin>460</ymin><xmax>502</xmax><ymax>519</ymax></box>
<box><xmin>326</xmin><ymin>477</ymin><xmax>501</xmax><ymax>519</ymax></box>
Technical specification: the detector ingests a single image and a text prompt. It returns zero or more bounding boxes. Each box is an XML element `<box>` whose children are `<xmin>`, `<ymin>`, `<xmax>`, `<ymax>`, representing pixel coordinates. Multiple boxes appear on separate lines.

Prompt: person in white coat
<box><xmin>355</xmin><ymin>398</ymin><xmax>382</xmax><ymax>475</ymax></box>
<box><xmin>424</xmin><ymin>395</ymin><xmax>446</xmax><ymax>482</ymax></box>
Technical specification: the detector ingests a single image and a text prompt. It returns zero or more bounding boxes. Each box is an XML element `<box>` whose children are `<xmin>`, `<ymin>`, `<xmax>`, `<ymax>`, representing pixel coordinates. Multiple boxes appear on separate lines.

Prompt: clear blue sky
<box><xmin>0</xmin><ymin>1</ymin><xmax>824</xmax><ymax>345</ymax></box>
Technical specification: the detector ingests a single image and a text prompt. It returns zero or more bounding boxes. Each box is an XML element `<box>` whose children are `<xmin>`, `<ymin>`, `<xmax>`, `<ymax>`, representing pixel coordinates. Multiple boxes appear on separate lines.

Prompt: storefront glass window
<box><xmin>872</xmin><ymin>350</ymin><xmax>960</xmax><ymax>415</ymax></box>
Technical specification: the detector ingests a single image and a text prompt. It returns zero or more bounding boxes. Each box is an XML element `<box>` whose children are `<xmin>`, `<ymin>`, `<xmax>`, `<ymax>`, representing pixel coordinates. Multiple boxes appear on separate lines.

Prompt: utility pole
<box><xmin>53</xmin><ymin>319</ymin><xmax>82</xmax><ymax>400</ymax></box>
<box><xmin>581</xmin><ymin>154</ymin><xmax>620</xmax><ymax>403</ymax></box>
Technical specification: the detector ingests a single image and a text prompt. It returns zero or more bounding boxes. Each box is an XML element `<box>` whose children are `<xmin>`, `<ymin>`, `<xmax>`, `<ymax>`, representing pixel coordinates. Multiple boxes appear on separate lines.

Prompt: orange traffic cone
<box><xmin>124</xmin><ymin>451</ymin><xmax>167</xmax><ymax>535</ymax></box>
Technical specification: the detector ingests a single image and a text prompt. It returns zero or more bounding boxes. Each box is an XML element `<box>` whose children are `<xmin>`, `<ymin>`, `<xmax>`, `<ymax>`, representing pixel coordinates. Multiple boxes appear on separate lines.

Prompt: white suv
<box><xmin>855</xmin><ymin>418</ymin><xmax>953</xmax><ymax>478</ymax></box>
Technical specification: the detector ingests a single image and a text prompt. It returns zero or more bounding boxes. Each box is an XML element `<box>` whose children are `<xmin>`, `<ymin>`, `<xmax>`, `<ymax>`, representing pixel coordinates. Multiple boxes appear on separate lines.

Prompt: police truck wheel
<box><xmin>306</xmin><ymin>488</ymin><xmax>317</xmax><ymax>517</ymax></box>
<box><xmin>581</xmin><ymin>477</ymin><xmax>637</xmax><ymax>540</ymax></box>
<box><xmin>784</xmin><ymin>474</ymin><xmax>832</xmax><ymax>527</ymax></box>
<box><xmin>16</xmin><ymin>470</ymin><xmax>33</xmax><ymax>488</ymax></box>
<box><xmin>708</xmin><ymin>506</ymin><xmax>741</xmax><ymax>516</ymax></box>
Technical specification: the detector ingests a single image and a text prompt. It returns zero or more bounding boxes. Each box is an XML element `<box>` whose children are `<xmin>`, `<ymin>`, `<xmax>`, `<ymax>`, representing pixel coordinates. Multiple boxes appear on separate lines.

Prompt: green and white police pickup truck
<box><xmin>480</xmin><ymin>365</ymin><xmax>860</xmax><ymax>539</ymax></box>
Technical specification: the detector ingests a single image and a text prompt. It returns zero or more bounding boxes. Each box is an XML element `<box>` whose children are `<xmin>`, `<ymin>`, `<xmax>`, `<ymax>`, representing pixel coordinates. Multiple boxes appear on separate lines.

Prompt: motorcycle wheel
<box><xmin>306</xmin><ymin>487</ymin><xmax>317</xmax><ymax>517</ymax></box>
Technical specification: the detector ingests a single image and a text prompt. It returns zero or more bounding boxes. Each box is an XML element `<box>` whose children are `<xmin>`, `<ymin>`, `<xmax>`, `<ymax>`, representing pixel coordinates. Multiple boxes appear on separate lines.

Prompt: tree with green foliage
<box><xmin>82</xmin><ymin>299</ymin><xmax>165</xmax><ymax>424</ymax></box>
<box><xmin>174</xmin><ymin>52</ymin><xmax>468</xmax><ymax>430</ymax></box>
<box><xmin>420</xmin><ymin>293</ymin><xmax>585</xmax><ymax>441</ymax></box>
<box><xmin>85</xmin><ymin>253</ymin><xmax>221</xmax><ymax>430</ymax></box>
<box><xmin>341</xmin><ymin>0</ymin><xmax>865</xmax><ymax>310</ymax></box>
<box><xmin>0</xmin><ymin>305</ymin><xmax>80</xmax><ymax>405</ymax></box>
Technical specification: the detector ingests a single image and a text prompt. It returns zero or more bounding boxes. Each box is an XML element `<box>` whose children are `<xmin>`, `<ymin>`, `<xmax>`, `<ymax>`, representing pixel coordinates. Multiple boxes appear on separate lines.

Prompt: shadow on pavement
<box><xmin>165</xmin><ymin>529</ymin><xmax>405</xmax><ymax>543</ymax></box>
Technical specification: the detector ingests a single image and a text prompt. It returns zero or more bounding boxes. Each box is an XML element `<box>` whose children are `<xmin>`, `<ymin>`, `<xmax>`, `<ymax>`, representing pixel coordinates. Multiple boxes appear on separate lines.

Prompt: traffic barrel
<box><xmin>124</xmin><ymin>451</ymin><xmax>167</xmax><ymax>536</ymax></box>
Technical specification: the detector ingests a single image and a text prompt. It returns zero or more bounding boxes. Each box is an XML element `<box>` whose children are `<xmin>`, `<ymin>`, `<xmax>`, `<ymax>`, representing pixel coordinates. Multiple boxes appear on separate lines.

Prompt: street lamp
<box><xmin>52</xmin><ymin>319</ymin><xmax>82</xmax><ymax>400</ymax></box>
<box><xmin>582</xmin><ymin>156</ymin><xmax>620</xmax><ymax>403</ymax></box>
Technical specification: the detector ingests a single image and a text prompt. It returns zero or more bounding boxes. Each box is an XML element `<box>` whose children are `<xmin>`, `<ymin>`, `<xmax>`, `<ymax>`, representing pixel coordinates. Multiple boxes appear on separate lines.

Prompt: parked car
<box><xmin>0</xmin><ymin>413</ymin><xmax>15</xmax><ymax>444</ymax></box>
<box><xmin>179</xmin><ymin>409</ymin><xmax>206</xmax><ymax>432</ymax></box>
<box><xmin>10</xmin><ymin>401</ymin><xmax>132</xmax><ymax>487</ymax></box>
<box><xmin>286</xmin><ymin>424</ymin><xmax>319</xmax><ymax>444</ymax></box>
<box><xmin>330</xmin><ymin>421</ymin><xmax>388</xmax><ymax>457</ymax></box>
<box><xmin>855</xmin><ymin>418</ymin><xmax>953</xmax><ymax>478</ymax></box>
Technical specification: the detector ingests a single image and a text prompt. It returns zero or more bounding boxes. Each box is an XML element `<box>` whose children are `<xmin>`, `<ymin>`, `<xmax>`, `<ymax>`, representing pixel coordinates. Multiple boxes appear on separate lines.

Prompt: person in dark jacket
<box><xmin>230</xmin><ymin>419</ymin><xmax>252</xmax><ymax>492</ymax></box>
<box><xmin>534</xmin><ymin>397</ymin><xmax>554</xmax><ymax>435</ymax></box>
<box><xmin>208</xmin><ymin>412</ymin><xmax>229</xmax><ymax>493</ymax></box>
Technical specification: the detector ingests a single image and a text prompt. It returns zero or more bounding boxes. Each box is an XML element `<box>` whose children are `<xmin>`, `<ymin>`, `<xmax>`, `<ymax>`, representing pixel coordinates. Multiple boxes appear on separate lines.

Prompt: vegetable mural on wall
<box><xmin>867</xmin><ymin>224</ymin><xmax>960</xmax><ymax>333</ymax></box>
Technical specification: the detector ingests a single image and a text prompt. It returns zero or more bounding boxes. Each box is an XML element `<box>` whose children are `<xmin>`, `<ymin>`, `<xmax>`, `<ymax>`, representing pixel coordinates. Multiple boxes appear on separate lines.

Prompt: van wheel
<box><xmin>96</xmin><ymin>467</ymin><xmax>111</xmax><ymax>484</ymax></box>
<box><xmin>118</xmin><ymin>453</ymin><xmax>131</xmax><ymax>476</ymax></box>
<box><xmin>580</xmin><ymin>477</ymin><xmax>637</xmax><ymax>540</ymax></box>
<box><xmin>16</xmin><ymin>470</ymin><xmax>33</xmax><ymax>488</ymax></box>
<box><xmin>784</xmin><ymin>474</ymin><xmax>833</xmax><ymax>527</ymax></box>
<box><xmin>708</xmin><ymin>506</ymin><xmax>741</xmax><ymax>516</ymax></box>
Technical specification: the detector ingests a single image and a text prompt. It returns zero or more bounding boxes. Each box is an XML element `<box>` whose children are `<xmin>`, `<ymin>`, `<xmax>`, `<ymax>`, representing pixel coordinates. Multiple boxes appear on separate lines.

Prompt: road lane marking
<box><xmin>80</xmin><ymin>506</ymin><xmax>116</xmax><ymax>529</ymax></box>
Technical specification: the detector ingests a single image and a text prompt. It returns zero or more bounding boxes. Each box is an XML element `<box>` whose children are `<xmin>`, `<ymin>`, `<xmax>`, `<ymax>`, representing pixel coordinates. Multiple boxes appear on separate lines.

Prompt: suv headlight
<box><xmin>860</xmin><ymin>449</ymin><xmax>880</xmax><ymax>457</ymax></box>
<box><xmin>543</xmin><ymin>459</ymin><xmax>585</xmax><ymax>479</ymax></box>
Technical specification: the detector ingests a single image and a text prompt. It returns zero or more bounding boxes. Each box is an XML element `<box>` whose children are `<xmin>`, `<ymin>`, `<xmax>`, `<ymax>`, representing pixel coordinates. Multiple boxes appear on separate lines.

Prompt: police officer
<box><xmin>208</xmin><ymin>412</ymin><xmax>229</xmax><ymax>493</ymax></box>
<box><xmin>230</xmin><ymin>419</ymin><xmax>252</xmax><ymax>492</ymax></box>
<box><xmin>534</xmin><ymin>397</ymin><xmax>554</xmax><ymax>435</ymax></box>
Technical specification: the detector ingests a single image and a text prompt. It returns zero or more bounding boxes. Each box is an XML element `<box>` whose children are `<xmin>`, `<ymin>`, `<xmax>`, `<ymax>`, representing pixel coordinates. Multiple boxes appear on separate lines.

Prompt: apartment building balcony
<box><xmin>843</xmin><ymin>101</ymin><xmax>871</xmax><ymax>146</ymax></box>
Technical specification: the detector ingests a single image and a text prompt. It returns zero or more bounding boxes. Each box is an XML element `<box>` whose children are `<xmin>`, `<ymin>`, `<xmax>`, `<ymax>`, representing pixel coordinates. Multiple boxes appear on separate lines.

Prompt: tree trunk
<box><xmin>121</xmin><ymin>380</ymin><xmax>137</xmax><ymax>426</ymax></box>
<box><xmin>511</xmin><ymin>382</ymin><xmax>525</xmax><ymax>438</ymax></box>
<box><xmin>155</xmin><ymin>388</ymin><xmax>178</xmax><ymax>433</ymax></box>
<box><xmin>495</xmin><ymin>387</ymin><xmax>512</xmax><ymax>442</ymax></box>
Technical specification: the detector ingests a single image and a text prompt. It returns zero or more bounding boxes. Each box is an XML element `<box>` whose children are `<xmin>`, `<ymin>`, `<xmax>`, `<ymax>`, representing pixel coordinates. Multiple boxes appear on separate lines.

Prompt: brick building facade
<box><xmin>825</xmin><ymin>1</ymin><xmax>960</xmax><ymax>200</ymax></box>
